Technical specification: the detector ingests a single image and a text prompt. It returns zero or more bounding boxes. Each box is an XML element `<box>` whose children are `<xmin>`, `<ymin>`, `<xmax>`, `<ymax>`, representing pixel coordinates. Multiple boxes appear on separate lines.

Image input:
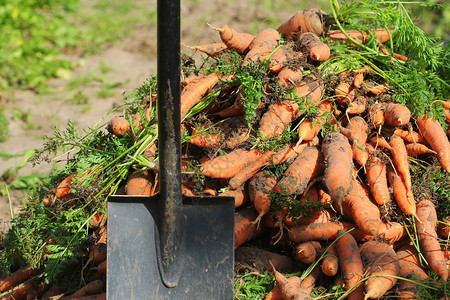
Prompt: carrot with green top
<box><xmin>242</xmin><ymin>29</ymin><xmax>280</xmax><ymax>66</ymax></box>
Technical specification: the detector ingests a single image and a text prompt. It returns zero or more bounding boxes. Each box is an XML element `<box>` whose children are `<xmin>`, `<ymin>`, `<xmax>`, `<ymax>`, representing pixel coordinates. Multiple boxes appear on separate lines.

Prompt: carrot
<box><xmin>288</xmin><ymin>221</ymin><xmax>368</xmax><ymax>243</ymax></box>
<box><xmin>415</xmin><ymin>199</ymin><xmax>448</xmax><ymax>281</ymax></box>
<box><xmin>107</xmin><ymin>116</ymin><xmax>131</xmax><ymax>137</ymax></box>
<box><xmin>367</xmin><ymin>82</ymin><xmax>389</xmax><ymax>95</ymax></box>
<box><xmin>235</xmin><ymin>246</ymin><xmax>294</xmax><ymax>273</ymax></box>
<box><xmin>378</xmin><ymin>43</ymin><xmax>409</xmax><ymax>62</ymax></box>
<box><xmin>277</xmin><ymin>8</ymin><xmax>326</xmax><ymax>39</ymax></box>
<box><xmin>415</xmin><ymin>114</ymin><xmax>450</xmax><ymax>172</ymax></box>
<box><xmin>378</xmin><ymin>221</ymin><xmax>407</xmax><ymax>244</ymax></box>
<box><xmin>389</xmin><ymin>134</ymin><xmax>412</xmax><ymax>191</ymax></box>
<box><xmin>272</xmin><ymin>266</ymin><xmax>313</xmax><ymax>300</ymax></box>
<box><xmin>318</xmin><ymin>189</ymin><xmax>332</xmax><ymax>206</ymax></box>
<box><xmin>386</xmin><ymin>164</ymin><xmax>416</xmax><ymax>216</ymax></box>
<box><xmin>365</xmin><ymin>145</ymin><xmax>390</xmax><ymax>205</ymax></box>
<box><xmin>394</xmin><ymin>128</ymin><xmax>427</xmax><ymax>144</ymax></box>
<box><xmin>55</xmin><ymin>173</ymin><xmax>76</xmax><ymax>198</ymax></box>
<box><xmin>275</xmin><ymin>146</ymin><xmax>324</xmax><ymax>195</ymax></box>
<box><xmin>384</xmin><ymin>103</ymin><xmax>411</xmax><ymax>127</ymax></box>
<box><xmin>90</xmin><ymin>212</ymin><xmax>107</xmax><ymax>229</ymax></box>
<box><xmin>297</xmin><ymin>101</ymin><xmax>332</xmax><ymax>143</ymax></box>
<box><xmin>0</xmin><ymin>265</ymin><xmax>37</xmax><ymax>293</ymax></box>
<box><xmin>201</xmin><ymin>148</ymin><xmax>262</xmax><ymax>178</ymax></box>
<box><xmin>297</xmin><ymin>32</ymin><xmax>330</xmax><ymax>61</ymax></box>
<box><xmin>299</xmin><ymin>265</ymin><xmax>321</xmax><ymax>295</ymax></box>
<box><xmin>234</xmin><ymin>208</ymin><xmax>266</xmax><ymax>249</ymax></box>
<box><xmin>69</xmin><ymin>280</ymin><xmax>104</xmax><ymax>297</ymax></box>
<box><xmin>432</xmin><ymin>100</ymin><xmax>450</xmax><ymax>109</ymax></box>
<box><xmin>277</xmin><ymin>66</ymin><xmax>303</xmax><ymax>89</ymax></box>
<box><xmin>334</xmin><ymin>82</ymin><xmax>355</xmax><ymax>106</ymax></box>
<box><xmin>368</xmin><ymin>102</ymin><xmax>385</xmax><ymax>128</ymax></box>
<box><xmin>268</xmin><ymin>45</ymin><xmax>295</xmax><ymax>73</ymax></box>
<box><xmin>321</xmin><ymin>244</ymin><xmax>339</xmax><ymax>277</ymax></box>
<box><xmin>360</xmin><ymin>240</ymin><xmax>400</xmax><ymax>300</ymax></box>
<box><xmin>437</xmin><ymin>216</ymin><xmax>450</xmax><ymax>239</ymax></box>
<box><xmin>219</xmin><ymin>187</ymin><xmax>247</xmax><ymax>208</ymax></box>
<box><xmin>42</xmin><ymin>193</ymin><xmax>56</xmax><ymax>207</ymax></box>
<box><xmin>242</xmin><ymin>29</ymin><xmax>280</xmax><ymax>66</ymax></box>
<box><xmin>340</xmin><ymin>177</ymin><xmax>383</xmax><ymax>237</ymax></box>
<box><xmin>188</xmin><ymin>126</ymin><xmax>222</xmax><ymax>148</ymax></box>
<box><xmin>339</xmin><ymin>116</ymin><xmax>369</xmax><ymax>166</ymax></box>
<box><xmin>125</xmin><ymin>170</ymin><xmax>157</xmax><ymax>196</ymax></box>
<box><xmin>347</xmin><ymin>96</ymin><xmax>367</xmax><ymax>115</ymax></box>
<box><xmin>335</xmin><ymin>229</ymin><xmax>365</xmax><ymax>300</ymax></box>
<box><xmin>326</xmin><ymin>28</ymin><xmax>393</xmax><ymax>44</ymax></box>
<box><xmin>181</xmin><ymin>184</ymin><xmax>196</xmax><ymax>196</ymax></box>
<box><xmin>270</xmin><ymin>140</ymin><xmax>317</xmax><ymax>165</ymax></box>
<box><xmin>258</xmin><ymin>100</ymin><xmax>302</xmax><ymax>140</ymax></box>
<box><xmin>368</xmin><ymin>135</ymin><xmax>393</xmax><ymax>151</ymax></box>
<box><xmin>210</xmin><ymin>24</ymin><xmax>255</xmax><ymax>53</ymax></box>
<box><xmin>229</xmin><ymin>150</ymin><xmax>275</xmax><ymax>189</ymax></box>
<box><xmin>180</xmin><ymin>72</ymin><xmax>220</xmax><ymax>118</ymax></box>
<box><xmin>321</xmin><ymin>132</ymin><xmax>354</xmax><ymax>214</ymax></box>
<box><xmin>249</xmin><ymin>172</ymin><xmax>278</xmax><ymax>225</ymax></box>
<box><xmin>265</xmin><ymin>276</ymin><xmax>301</xmax><ymax>300</ymax></box>
<box><xmin>353</xmin><ymin>72</ymin><xmax>364</xmax><ymax>89</ymax></box>
<box><xmin>396</xmin><ymin>245</ymin><xmax>429</xmax><ymax>300</ymax></box>
<box><xmin>1</xmin><ymin>277</ymin><xmax>48</xmax><ymax>300</ymax></box>
<box><xmin>405</xmin><ymin>142</ymin><xmax>437</xmax><ymax>156</ymax></box>
<box><xmin>293</xmin><ymin>241</ymin><xmax>322</xmax><ymax>264</ymax></box>
<box><xmin>65</xmin><ymin>293</ymin><xmax>106</xmax><ymax>300</ymax></box>
<box><xmin>182</xmin><ymin>42</ymin><xmax>228</xmax><ymax>57</ymax></box>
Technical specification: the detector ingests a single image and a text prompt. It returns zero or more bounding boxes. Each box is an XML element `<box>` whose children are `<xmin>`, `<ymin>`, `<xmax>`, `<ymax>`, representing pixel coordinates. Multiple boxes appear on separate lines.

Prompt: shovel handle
<box><xmin>156</xmin><ymin>0</ymin><xmax>184</xmax><ymax>288</ymax></box>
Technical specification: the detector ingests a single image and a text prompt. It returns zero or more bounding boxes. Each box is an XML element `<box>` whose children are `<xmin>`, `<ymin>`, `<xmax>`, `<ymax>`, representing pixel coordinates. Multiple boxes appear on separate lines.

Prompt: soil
<box><xmin>0</xmin><ymin>0</ymin><xmax>322</xmax><ymax>232</ymax></box>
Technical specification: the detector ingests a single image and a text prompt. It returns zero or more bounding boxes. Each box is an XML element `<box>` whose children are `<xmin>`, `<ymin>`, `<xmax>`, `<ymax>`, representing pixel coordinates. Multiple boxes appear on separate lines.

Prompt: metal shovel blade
<box><xmin>107</xmin><ymin>195</ymin><xmax>235</xmax><ymax>299</ymax></box>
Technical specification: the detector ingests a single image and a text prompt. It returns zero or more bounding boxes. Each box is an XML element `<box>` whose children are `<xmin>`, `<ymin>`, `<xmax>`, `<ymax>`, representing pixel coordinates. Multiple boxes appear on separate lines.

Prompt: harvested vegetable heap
<box><xmin>0</xmin><ymin>0</ymin><xmax>449</xmax><ymax>299</ymax></box>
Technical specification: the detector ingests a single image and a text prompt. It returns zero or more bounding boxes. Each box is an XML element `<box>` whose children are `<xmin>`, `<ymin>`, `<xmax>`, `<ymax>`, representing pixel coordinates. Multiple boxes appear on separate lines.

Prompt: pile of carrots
<box><xmin>0</xmin><ymin>6</ymin><xmax>448</xmax><ymax>300</ymax></box>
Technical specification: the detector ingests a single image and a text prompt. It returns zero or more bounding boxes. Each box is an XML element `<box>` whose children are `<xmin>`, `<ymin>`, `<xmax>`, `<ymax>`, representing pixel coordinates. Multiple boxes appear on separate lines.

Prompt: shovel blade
<box><xmin>107</xmin><ymin>195</ymin><xmax>235</xmax><ymax>299</ymax></box>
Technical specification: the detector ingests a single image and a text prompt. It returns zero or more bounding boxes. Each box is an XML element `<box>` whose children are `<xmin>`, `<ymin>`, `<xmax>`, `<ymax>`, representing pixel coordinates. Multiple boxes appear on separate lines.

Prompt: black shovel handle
<box><xmin>156</xmin><ymin>0</ymin><xmax>184</xmax><ymax>288</ymax></box>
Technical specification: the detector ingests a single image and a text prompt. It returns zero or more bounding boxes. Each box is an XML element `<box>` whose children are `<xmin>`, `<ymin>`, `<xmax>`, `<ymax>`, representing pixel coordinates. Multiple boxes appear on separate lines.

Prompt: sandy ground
<box><xmin>0</xmin><ymin>0</ymin><xmax>322</xmax><ymax>231</ymax></box>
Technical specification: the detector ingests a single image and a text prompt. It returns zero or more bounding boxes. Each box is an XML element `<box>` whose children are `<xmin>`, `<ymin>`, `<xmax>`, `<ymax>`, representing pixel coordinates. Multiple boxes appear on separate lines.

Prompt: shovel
<box><xmin>106</xmin><ymin>0</ymin><xmax>235</xmax><ymax>298</ymax></box>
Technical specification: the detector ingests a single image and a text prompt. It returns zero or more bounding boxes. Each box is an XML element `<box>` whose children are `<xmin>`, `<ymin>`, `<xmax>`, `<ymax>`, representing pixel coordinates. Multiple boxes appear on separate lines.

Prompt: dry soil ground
<box><xmin>0</xmin><ymin>0</ymin><xmax>323</xmax><ymax>232</ymax></box>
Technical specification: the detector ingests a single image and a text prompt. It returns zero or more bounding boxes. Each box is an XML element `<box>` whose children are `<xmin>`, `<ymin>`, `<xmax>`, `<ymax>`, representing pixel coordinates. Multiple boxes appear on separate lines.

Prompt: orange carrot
<box><xmin>339</xmin><ymin>116</ymin><xmax>369</xmax><ymax>166</ymax></box>
<box><xmin>125</xmin><ymin>170</ymin><xmax>157</xmax><ymax>196</ymax></box>
<box><xmin>367</xmin><ymin>82</ymin><xmax>389</xmax><ymax>95</ymax></box>
<box><xmin>229</xmin><ymin>150</ymin><xmax>275</xmax><ymax>189</ymax></box>
<box><xmin>272</xmin><ymin>267</ymin><xmax>313</xmax><ymax>300</ymax></box>
<box><xmin>188</xmin><ymin>125</ymin><xmax>222</xmax><ymax>148</ymax></box>
<box><xmin>378</xmin><ymin>221</ymin><xmax>407</xmax><ymax>244</ymax></box>
<box><xmin>299</xmin><ymin>265</ymin><xmax>321</xmax><ymax>295</ymax></box>
<box><xmin>405</xmin><ymin>142</ymin><xmax>437</xmax><ymax>156</ymax></box>
<box><xmin>297</xmin><ymin>101</ymin><xmax>332</xmax><ymax>143</ymax></box>
<box><xmin>1</xmin><ymin>277</ymin><xmax>48</xmax><ymax>300</ymax></box>
<box><xmin>180</xmin><ymin>73</ymin><xmax>220</xmax><ymax>118</ymax></box>
<box><xmin>107</xmin><ymin>116</ymin><xmax>131</xmax><ymax>137</ymax></box>
<box><xmin>318</xmin><ymin>189</ymin><xmax>332</xmax><ymax>206</ymax></box>
<box><xmin>275</xmin><ymin>146</ymin><xmax>324</xmax><ymax>195</ymax></box>
<box><xmin>334</xmin><ymin>82</ymin><xmax>355</xmax><ymax>106</ymax></box>
<box><xmin>360</xmin><ymin>241</ymin><xmax>400</xmax><ymax>300</ymax></box>
<box><xmin>242</xmin><ymin>29</ymin><xmax>280</xmax><ymax>66</ymax></box>
<box><xmin>293</xmin><ymin>241</ymin><xmax>322</xmax><ymax>264</ymax></box>
<box><xmin>386</xmin><ymin>163</ymin><xmax>416</xmax><ymax>216</ymax></box>
<box><xmin>219</xmin><ymin>187</ymin><xmax>247</xmax><ymax>208</ymax></box>
<box><xmin>0</xmin><ymin>265</ymin><xmax>37</xmax><ymax>293</ymax></box>
<box><xmin>368</xmin><ymin>135</ymin><xmax>393</xmax><ymax>151</ymax></box>
<box><xmin>384</xmin><ymin>103</ymin><xmax>411</xmax><ymax>127</ymax></box>
<box><xmin>258</xmin><ymin>100</ymin><xmax>302</xmax><ymax>140</ymax></box>
<box><xmin>249</xmin><ymin>172</ymin><xmax>278</xmax><ymax>225</ymax></box>
<box><xmin>182</xmin><ymin>42</ymin><xmax>228</xmax><ymax>57</ymax></box>
<box><xmin>69</xmin><ymin>280</ymin><xmax>104</xmax><ymax>297</ymax></box>
<box><xmin>415</xmin><ymin>199</ymin><xmax>448</xmax><ymax>281</ymax></box>
<box><xmin>335</xmin><ymin>229</ymin><xmax>365</xmax><ymax>300</ymax></box>
<box><xmin>389</xmin><ymin>134</ymin><xmax>412</xmax><ymax>191</ymax></box>
<box><xmin>42</xmin><ymin>194</ymin><xmax>56</xmax><ymax>207</ymax></box>
<box><xmin>415</xmin><ymin>114</ymin><xmax>450</xmax><ymax>172</ymax></box>
<box><xmin>90</xmin><ymin>213</ymin><xmax>107</xmax><ymax>230</ymax></box>
<box><xmin>432</xmin><ymin>100</ymin><xmax>450</xmax><ymax>109</ymax></box>
<box><xmin>181</xmin><ymin>184</ymin><xmax>196</xmax><ymax>196</ymax></box>
<box><xmin>288</xmin><ymin>221</ymin><xmax>365</xmax><ymax>243</ymax></box>
<box><xmin>353</xmin><ymin>72</ymin><xmax>364</xmax><ymax>89</ymax></box>
<box><xmin>210</xmin><ymin>24</ymin><xmax>255</xmax><ymax>53</ymax></box>
<box><xmin>297</xmin><ymin>32</ymin><xmax>330</xmax><ymax>61</ymax></box>
<box><xmin>265</xmin><ymin>276</ymin><xmax>301</xmax><ymax>300</ymax></box>
<box><xmin>321</xmin><ymin>244</ymin><xmax>339</xmax><ymax>277</ymax></box>
<box><xmin>326</xmin><ymin>28</ymin><xmax>393</xmax><ymax>44</ymax></box>
<box><xmin>55</xmin><ymin>173</ymin><xmax>76</xmax><ymax>198</ymax></box>
<box><xmin>365</xmin><ymin>145</ymin><xmax>390</xmax><ymax>205</ymax></box>
<box><xmin>235</xmin><ymin>246</ymin><xmax>294</xmax><ymax>273</ymax></box>
<box><xmin>277</xmin><ymin>66</ymin><xmax>303</xmax><ymax>89</ymax></box>
<box><xmin>394</xmin><ymin>128</ymin><xmax>427</xmax><ymax>144</ymax></box>
<box><xmin>234</xmin><ymin>208</ymin><xmax>266</xmax><ymax>249</ymax></box>
<box><xmin>396</xmin><ymin>245</ymin><xmax>429</xmax><ymax>300</ymax></box>
<box><xmin>437</xmin><ymin>216</ymin><xmax>450</xmax><ymax>239</ymax></box>
<box><xmin>277</xmin><ymin>8</ymin><xmax>326</xmax><ymax>39</ymax></box>
<box><xmin>270</xmin><ymin>140</ymin><xmax>317</xmax><ymax>165</ymax></box>
<box><xmin>368</xmin><ymin>102</ymin><xmax>385</xmax><ymax>128</ymax></box>
<box><xmin>321</xmin><ymin>132</ymin><xmax>354</xmax><ymax>214</ymax></box>
<box><xmin>347</xmin><ymin>96</ymin><xmax>367</xmax><ymax>115</ymax></box>
<box><xmin>201</xmin><ymin>149</ymin><xmax>262</xmax><ymax>178</ymax></box>
<box><xmin>340</xmin><ymin>177</ymin><xmax>382</xmax><ymax>237</ymax></box>
<box><xmin>268</xmin><ymin>45</ymin><xmax>295</xmax><ymax>73</ymax></box>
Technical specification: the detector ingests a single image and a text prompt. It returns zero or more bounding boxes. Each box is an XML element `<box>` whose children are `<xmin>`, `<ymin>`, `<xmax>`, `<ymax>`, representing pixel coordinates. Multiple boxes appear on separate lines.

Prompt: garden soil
<box><xmin>0</xmin><ymin>0</ymin><xmax>316</xmax><ymax>232</ymax></box>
